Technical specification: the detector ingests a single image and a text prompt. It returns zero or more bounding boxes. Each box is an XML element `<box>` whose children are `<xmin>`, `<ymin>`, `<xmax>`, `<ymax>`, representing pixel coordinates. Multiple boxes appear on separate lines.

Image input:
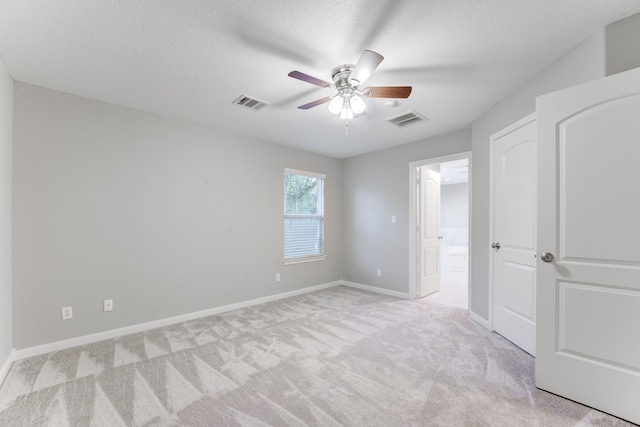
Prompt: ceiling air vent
<box><xmin>232</xmin><ymin>94</ymin><xmax>269</xmax><ymax>111</ymax></box>
<box><xmin>386</xmin><ymin>110</ymin><xmax>429</xmax><ymax>128</ymax></box>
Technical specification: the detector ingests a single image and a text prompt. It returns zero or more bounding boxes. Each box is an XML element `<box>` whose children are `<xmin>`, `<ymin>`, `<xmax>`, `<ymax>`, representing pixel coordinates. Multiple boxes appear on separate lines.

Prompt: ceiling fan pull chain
<box><xmin>345</xmin><ymin>119</ymin><xmax>349</xmax><ymax>135</ymax></box>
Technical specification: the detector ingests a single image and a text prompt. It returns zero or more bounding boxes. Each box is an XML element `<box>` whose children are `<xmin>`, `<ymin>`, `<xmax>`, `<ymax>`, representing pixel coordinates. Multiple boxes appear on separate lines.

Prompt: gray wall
<box><xmin>12</xmin><ymin>83</ymin><xmax>342</xmax><ymax>349</ymax></box>
<box><xmin>341</xmin><ymin>129</ymin><xmax>471</xmax><ymax>294</ymax></box>
<box><xmin>8</xmin><ymin>11</ymin><xmax>640</xmax><ymax>353</ymax></box>
<box><xmin>469</xmin><ymin>30</ymin><xmax>607</xmax><ymax>321</ymax></box>
<box><xmin>606</xmin><ymin>12</ymin><xmax>640</xmax><ymax>76</ymax></box>
<box><xmin>469</xmin><ymin>12</ymin><xmax>640</xmax><ymax>321</ymax></box>
<box><xmin>0</xmin><ymin>55</ymin><xmax>13</xmax><ymax>364</ymax></box>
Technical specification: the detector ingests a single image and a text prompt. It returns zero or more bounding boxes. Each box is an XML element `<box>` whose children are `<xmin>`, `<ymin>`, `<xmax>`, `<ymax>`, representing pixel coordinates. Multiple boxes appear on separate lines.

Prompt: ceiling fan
<box><xmin>288</xmin><ymin>50</ymin><xmax>412</xmax><ymax>120</ymax></box>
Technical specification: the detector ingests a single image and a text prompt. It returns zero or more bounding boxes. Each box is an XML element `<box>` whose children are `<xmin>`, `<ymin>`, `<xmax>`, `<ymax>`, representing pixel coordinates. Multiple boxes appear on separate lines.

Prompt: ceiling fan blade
<box><xmin>364</xmin><ymin>86</ymin><xmax>412</xmax><ymax>98</ymax></box>
<box><xmin>288</xmin><ymin>71</ymin><xmax>333</xmax><ymax>88</ymax></box>
<box><xmin>297</xmin><ymin>96</ymin><xmax>333</xmax><ymax>110</ymax></box>
<box><xmin>348</xmin><ymin>50</ymin><xmax>384</xmax><ymax>86</ymax></box>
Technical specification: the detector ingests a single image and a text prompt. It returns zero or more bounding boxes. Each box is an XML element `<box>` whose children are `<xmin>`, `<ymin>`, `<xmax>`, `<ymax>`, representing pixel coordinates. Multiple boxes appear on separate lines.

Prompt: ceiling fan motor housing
<box><xmin>332</xmin><ymin>64</ymin><xmax>357</xmax><ymax>90</ymax></box>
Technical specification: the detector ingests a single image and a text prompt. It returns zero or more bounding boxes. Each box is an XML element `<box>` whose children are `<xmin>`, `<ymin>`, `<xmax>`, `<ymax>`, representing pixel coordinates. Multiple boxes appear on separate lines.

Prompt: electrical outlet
<box><xmin>391</xmin><ymin>215</ymin><xmax>396</xmax><ymax>223</ymax></box>
<box><xmin>377</xmin><ymin>269</ymin><xmax>382</xmax><ymax>277</ymax></box>
<box><xmin>103</xmin><ymin>299</ymin><xmax>113</xmax><ymax>312</ymax></box>
<box><xmin>61</xmin><ymin>306</ymin><xmax>73</xmax><ymax>320</ymax></box>
<box><xmin>275</xmin><ymin>273</ymin><xmax>281</xmax><ymax>282</ymax></box>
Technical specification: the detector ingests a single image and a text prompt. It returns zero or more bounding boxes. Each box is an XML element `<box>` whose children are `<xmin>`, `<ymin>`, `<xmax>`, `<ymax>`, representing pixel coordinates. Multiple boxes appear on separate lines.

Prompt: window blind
<box><xmin>284</xmin><ymin>169</ymin><xmax>325</xmax><ymax>261</ymax></box>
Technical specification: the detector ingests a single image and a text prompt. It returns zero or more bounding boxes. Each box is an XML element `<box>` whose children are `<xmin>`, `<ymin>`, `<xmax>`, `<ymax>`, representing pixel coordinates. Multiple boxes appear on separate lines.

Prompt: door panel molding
<box><xmin>558</xmin><ymin>281</ymin><xmax>640</xmax><ymax>373</ymax></box>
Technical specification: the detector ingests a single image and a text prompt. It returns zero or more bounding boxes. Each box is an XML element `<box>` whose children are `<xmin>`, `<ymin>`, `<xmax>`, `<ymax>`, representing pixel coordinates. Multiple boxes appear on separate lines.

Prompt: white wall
<box><xmin>341</xmin><ymin>129</ymin><xmax>471</xmax><ymax>295</ymax></box>
<box><xmin>0</xmin><ymin>55</ymin><xmax>13</xmax><ymax>369</ymax></box>
<box><xmin>441</xmin><ymin>183</ymin><xmax>468</xmax><ymax>247</ymax></box>
<box><xmin>12</xmin><ymin>83</ymin><xmax>342</xmax><ymax>349</ymax></box>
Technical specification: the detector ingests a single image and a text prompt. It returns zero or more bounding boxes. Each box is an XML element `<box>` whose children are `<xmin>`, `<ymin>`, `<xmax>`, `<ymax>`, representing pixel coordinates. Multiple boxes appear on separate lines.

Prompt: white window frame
<box><xmin>283</xmin><ymin>168</ymin><xmax>326</xmax><ymax>265</ymax></box>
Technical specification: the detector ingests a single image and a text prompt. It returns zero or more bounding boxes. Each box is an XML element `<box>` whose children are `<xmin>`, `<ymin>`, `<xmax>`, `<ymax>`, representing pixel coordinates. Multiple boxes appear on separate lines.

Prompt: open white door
<box><xmin>491</xmin><ymin>116</ymin><xmax>537</xmax><ymax>355</ymax></box>
<box><xmin>418</xmin><ymin>166</ymin><xmax>441</xmax><ymax>297</ymax></box>
<box><xmin>536</xmin><ymin>66</ymin><xmax>640</xmax><ymax>424</ymax></box>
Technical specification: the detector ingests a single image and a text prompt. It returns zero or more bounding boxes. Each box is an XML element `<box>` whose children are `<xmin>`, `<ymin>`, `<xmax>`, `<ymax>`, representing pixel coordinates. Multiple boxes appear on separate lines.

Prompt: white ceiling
<box><xmin>441</xmin><ymin>159</ymin><xmax>469</xmax><ymax>185</ymax></box>
<box><xmin>1</xmin><ymin>1</ymin><xmax>639</xmax><ymax>159</ymax></box>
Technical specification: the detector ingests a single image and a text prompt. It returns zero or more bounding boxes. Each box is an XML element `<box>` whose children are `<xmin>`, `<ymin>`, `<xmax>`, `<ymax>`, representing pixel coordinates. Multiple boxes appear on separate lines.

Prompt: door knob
<box><xmin>541</xmin><ymin>252</ymin><xmax>555</xmax><ymax>263</ymax></box>
<box><xmin>491</xmin><ymin>242</ymin><xmax>501</xmax><ymax>251</ymax></box>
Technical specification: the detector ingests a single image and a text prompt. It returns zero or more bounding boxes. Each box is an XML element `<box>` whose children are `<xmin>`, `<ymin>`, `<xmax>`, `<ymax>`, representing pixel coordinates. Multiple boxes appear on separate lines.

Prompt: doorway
<box><xmin>409</xmin><ymin>152</ymin><xmax>471</xmax><ymax>309</ymax></box>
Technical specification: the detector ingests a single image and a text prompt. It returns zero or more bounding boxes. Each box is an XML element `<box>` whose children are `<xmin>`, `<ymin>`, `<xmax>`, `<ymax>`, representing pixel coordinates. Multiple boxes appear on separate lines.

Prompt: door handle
<box><xmin>491</xmin><ymin>242</ymin><xmax>501</xmax><ymax>251</ymax></box>
<box><xmin>540</xmin><ymin>252</ymin><xmax>555</xmax><ymax>263</ymax></box>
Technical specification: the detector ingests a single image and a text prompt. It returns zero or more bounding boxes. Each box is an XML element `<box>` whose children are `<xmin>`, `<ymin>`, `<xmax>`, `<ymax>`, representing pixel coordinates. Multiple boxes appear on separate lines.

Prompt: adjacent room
<box><xmin>1</xmin><ymin>1</ymin><xmax>640</xmax><ymax>425</ymax></box>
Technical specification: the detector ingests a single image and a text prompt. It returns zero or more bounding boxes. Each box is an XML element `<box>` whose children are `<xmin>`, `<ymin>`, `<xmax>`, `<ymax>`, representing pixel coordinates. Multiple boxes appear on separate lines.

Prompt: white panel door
<box><xmin>419</xmin><ymin>166</ymin><xmax>441</xmax><ymax>298</ymax></box>
<box><xmin>491</xmin><ymin>117</ymin><xmax>537</xmax><ymax>355</ymax></box>
<box><xmin>536</xmin><ymin>66</ymin><xmax>640</xmax><ymax>424</ymax></box>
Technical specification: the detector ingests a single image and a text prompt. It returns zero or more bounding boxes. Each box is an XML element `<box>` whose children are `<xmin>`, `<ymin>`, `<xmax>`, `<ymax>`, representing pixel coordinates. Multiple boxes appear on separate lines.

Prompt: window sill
<box><xmin>283</xmin><ymin>255</ymin><xmax>326</xmax><ymax>266</ymax></box>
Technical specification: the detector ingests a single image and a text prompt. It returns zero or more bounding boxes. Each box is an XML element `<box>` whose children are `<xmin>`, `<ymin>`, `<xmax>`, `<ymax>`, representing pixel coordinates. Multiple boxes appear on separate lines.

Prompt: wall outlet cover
<box><xmin>103</xmin><ymin>299</ymin><xmax>113</xmax><ymax>312</ymax></box>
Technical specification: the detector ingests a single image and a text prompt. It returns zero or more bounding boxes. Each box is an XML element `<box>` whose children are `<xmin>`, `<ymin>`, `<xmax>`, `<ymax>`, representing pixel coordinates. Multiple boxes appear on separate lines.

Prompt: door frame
<box><xmin>488</xmin><ymin>112</ymin><xmax>536</xmax><ymax>329</ymax></box>
<box><xmin>409</xmin><ymin>151</ymin><xmax>472</xmax><ymax>301</ymax></box>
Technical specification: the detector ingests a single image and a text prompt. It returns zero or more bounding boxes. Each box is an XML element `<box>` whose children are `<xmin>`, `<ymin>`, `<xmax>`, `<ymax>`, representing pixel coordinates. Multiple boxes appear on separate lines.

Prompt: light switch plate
<box><xmin>61</xmin><ymin>306</ymin><xmax>73</xmax><ymax>320</ymax></box>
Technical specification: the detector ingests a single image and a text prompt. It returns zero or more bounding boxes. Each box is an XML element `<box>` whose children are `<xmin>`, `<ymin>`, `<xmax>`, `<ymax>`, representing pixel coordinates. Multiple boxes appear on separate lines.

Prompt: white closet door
<box><xmin>536</xmin><ymin>66</ymin><xmax>640</xmax><ymax>424</ymax></box>
<box><xmin>491</xmin><ymin>116</ymin><xmax>537</xmax><ymax>355</ymax></box>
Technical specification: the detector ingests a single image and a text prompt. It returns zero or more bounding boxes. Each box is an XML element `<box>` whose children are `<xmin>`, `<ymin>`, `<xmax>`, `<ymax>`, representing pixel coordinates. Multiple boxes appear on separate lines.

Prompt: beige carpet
<box><xmin>0</xmin><ymin>286</ymin><xmax>634</xmax><ymax>426</ymax></box>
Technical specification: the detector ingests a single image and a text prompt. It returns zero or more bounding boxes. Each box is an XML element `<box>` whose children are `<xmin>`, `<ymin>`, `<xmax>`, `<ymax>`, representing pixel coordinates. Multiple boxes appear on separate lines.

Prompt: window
<box><xmin>283</xmin><ymin>168</ymin><xmax>325</xmax><ymax>264</ymax></box>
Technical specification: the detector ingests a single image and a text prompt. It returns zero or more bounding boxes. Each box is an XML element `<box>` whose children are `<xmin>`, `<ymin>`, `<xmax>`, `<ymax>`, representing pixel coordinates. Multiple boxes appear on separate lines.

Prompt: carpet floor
<box><xmin>0</xmin><ymin>286</ymin><xmax>634</xmax><ymax>426</ymax></box>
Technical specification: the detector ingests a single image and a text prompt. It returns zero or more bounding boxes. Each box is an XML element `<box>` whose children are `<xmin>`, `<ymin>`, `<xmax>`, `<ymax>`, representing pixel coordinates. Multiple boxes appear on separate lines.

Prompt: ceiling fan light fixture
<box><xmin>328</xmin><ymin>95</ymin><xmax>344</xmax><ymax>115</ymax></box>
<box><xmin>340</xmin><ymin>98</ymin><xmax>354</xmax><ymax>119</ymax></box>
<box><xmin>351</xmin><ymin>95</ymin><xmax>366</xmax><ymax>115</ymax></box>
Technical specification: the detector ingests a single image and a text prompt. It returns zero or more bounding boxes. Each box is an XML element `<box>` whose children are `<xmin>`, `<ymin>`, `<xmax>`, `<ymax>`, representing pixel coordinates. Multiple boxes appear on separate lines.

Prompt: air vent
<box><xmin>232</xmin><ymin>94</ymin><xmax>269</xmax><ymax>111</ymax></box>
<box><xmin>385</xmin><ymin>110</ymin><xmax>429</xmax><ymax>128</ymax></box>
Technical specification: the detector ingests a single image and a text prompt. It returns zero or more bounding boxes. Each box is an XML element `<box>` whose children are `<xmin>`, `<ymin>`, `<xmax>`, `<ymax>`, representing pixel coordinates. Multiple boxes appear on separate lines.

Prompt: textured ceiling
<box><xmin>1</xmin><ymin>0</ymin><xmax>639</xmax><ymax>158</ymax></box>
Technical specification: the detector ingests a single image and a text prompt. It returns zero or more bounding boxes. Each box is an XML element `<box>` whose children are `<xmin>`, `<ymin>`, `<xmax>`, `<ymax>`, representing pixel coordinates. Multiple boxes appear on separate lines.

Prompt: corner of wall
<box><xmin>468</xmin><ymin>310</ymin><xmax>490</xmax><ymax>330</ymax></box>
<box><xmin>605</xmin><ymin>12</ymin><xmax>640</xmax><ymax>76</ymax></box>
<box><xmin>0</xmin><ymin>51</ymin><xmax>14</xmax><ymax>379</ymax></box>
<box><xmin>0</xmin><ymin>348</ymin><xmax>15</xmax><ymax>385</ymax></box>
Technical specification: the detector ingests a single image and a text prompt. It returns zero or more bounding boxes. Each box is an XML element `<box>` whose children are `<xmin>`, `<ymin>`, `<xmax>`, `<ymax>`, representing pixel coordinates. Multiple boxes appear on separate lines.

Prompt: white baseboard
<box><xmin>0</xmin><ymin>349</ymin><xmax>16</xmax><ymax>386</ymax></box>
<box><xmin>13</xmin><ymin>281</ymin><xmax>342</xmax><ymax>361</ymax></box>
<box><xmin>469</xmin><ymin>310</ymin><xmax>491</xmax><ymax>330</ymax></box>
<box><xmin>341</xmin><ymin>280</ymin><xmax>412</xmax><ymax>299</ymax></box>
